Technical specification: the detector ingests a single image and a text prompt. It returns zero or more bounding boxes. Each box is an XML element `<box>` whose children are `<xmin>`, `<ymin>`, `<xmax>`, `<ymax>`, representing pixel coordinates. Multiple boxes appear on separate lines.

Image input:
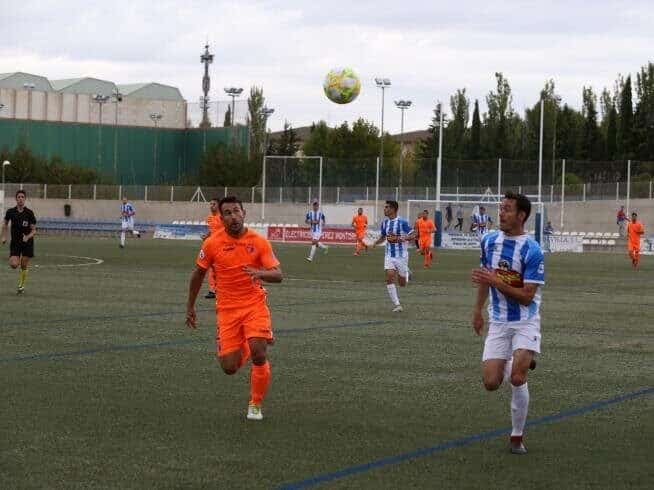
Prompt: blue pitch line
<box><xmin>0</xmin><ymin>320</ymin><xmax>389</xmax><ymax>364</ymax></box>
<box><xmin>278</xmin><ymin>386</ymin><xmax>654</xmax><ymax>490</ymax></box>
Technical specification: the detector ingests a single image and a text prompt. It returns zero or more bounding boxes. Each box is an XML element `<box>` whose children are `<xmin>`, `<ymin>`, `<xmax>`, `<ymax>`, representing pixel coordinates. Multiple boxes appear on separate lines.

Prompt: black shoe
<box><xmin>205</xmin><ymin>291</ymin><xmax>216</xmax><ymax>299</ymax></box>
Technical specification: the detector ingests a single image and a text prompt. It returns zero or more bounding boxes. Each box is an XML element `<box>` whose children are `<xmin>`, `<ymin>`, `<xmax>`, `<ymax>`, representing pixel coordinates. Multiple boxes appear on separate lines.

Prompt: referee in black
<box><xmin>1</xmin><ymin>189</ymin><xmax>37</xmax><ymax>294</ymax></box>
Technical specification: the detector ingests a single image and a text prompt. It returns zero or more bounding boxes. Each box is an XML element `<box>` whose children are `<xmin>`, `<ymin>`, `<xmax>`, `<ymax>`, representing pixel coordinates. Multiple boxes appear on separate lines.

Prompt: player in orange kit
<box><xmin>186</xmin><ymin>196</ymin><xmax>282</xmax><ymax>421</ymax></box>
<box><xmin>626</xmin><ymin>212</ymin><xmax>645</xmax><ymax>269</ymax></box>
<box><xmin>416</xmin><ymin>209</ymin><xmax>436</xmax><ymax>267</ymax></box>
<box><xmin>203</xmin><ymin>198</ymin><xmax>225</xmax><ymax>299</ymax></box>
<box><xmin>351</xmin><ymin>207</ymin><xmax>368</xmax><ymax>255</ymax></box>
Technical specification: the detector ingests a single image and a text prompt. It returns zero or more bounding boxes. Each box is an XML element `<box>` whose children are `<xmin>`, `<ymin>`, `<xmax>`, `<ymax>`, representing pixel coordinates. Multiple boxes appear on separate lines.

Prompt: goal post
<box><xmin>261</xmin><ymin>155</ymin><xmax>323</xmax><ymax>221</ymax></box>
<box><xmin>407</xmin><ymin>198</ymin><xmax>545</xmax><ymax>248</ymax></box>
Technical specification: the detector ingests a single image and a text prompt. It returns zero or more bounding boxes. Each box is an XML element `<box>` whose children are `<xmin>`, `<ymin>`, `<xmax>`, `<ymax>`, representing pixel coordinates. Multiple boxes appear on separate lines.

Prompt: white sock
<box><xmin>386</xmin><ymin>284</ymin><xmax>400</xmax><ymax>306</ymax></box>
<box><xmin>503</xmin><ymin>357</ymin><xmax>513</xmax><ymax>384</ymax></box>
<box><xmin>317</xmin><ymin>242</ymin><xmax>327</xmax><ymax>250</ymax></box>
<box><xmin>132</xmin><ymin>230</ymin><xmax>140</xmax><ymax>237</ymax></box>
<box><xmin>120</xmin><ymin>231</ymin><xmax>126</xmax><ymax>246</ymax></box>
<box><xmin>309</xmin><ymin>245</ymin><xmax>317</xmax><ymax>260</ymax></box>
<box><xmin>510</xmin><ymin>382</ymin><xmax>530</xmax><ymax>437</ymax></box>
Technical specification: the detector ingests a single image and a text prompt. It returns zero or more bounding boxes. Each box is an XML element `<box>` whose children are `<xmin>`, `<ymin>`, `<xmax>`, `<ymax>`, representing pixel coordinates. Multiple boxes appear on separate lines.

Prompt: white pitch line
<box><xmin>33</xmin><ymin>255</ymin><xmax>104</xmax><ymax>268</ymax></box>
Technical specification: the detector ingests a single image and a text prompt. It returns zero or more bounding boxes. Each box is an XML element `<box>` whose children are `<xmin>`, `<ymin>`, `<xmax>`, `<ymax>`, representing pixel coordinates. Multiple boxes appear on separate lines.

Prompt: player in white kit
<box><xmin>471</xmin><ymin>191</ymin><xmax>544</xmax><ymax>455</ymax></box>
<box><xmin>305</xmin><ymin>200</ymin><xmax>328</xmax><ymax>262</ymax></box>
<box><xmin>373</xmin><ymin>200</ymin><xmax>415</xmax><ymax>312</ymax></box>
<box><xmin>472</xmin><ymin>205</ymin><xmax>493</xmax><ymax>238</ymax></box>
<box><xmin>120</xmin><ymin>197</ymin><xmax>140</xmax><ymax>248</ymax></box>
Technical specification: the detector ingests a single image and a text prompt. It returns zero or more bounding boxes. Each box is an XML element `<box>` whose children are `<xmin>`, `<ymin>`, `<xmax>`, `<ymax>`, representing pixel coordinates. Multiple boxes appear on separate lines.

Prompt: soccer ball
<box><xmin>323</xmin><ymin>67</ymin><xmax>361</xmax><ymax>104</ymax></box>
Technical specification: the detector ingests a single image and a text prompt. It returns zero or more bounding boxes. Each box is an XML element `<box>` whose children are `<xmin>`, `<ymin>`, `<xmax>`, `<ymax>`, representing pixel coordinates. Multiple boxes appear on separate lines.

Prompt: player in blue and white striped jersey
<box><xmin>471</xmin><ymin>191</ymin><xmax>545</xmax><ymax>455</ymax></box>
<box><xmin>120</xmin><ymin>197</ymin><xmax>140</xmax><ymax>248</ymax></box>
<box><xmin>472</xmin><ymin>206</ymin><xmax>493</xmax><ymax>238</ymax></box>
<box><xmin>373</xmin><ymin>200</ymin><xmax>415</xmax><ymax>312</ymax></box>
<box><xmin>305</xmin><ymin>200</ymin><xmax>328</xmax><ymax>262</ymax></box>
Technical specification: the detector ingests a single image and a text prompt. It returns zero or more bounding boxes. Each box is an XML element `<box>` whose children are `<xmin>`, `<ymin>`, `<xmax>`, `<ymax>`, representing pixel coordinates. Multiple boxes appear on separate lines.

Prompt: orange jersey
<box><xmin>206</xmin><ymin>213</ymin><xmax>225</xmax><ymax>235</ymax></box>
<box><xmin>196</xmin><ymin>229</ymin><xmax>280</xmax><ymax>309</ymax></box>
<box><xmin>417</xmin><ymin>218</ymin><xmax>436</xmax><ymax>236</ymax></box>
<box><xmin>626</xmin><ymin>221</ymin><xmax>644</xmax><ymax>249</ymax></box>
<box><xmin>352</xmin><ymin>214</ymin><xmax>368</xmax><ymax>235</ymax></box>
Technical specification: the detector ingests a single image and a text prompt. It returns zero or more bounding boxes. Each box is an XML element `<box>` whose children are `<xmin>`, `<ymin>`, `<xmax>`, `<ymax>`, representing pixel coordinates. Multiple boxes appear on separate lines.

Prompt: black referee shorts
<box><xmin>9</xmin><ymin>240</ymin><xmax>34</xmax><ymax>258</ymax></box>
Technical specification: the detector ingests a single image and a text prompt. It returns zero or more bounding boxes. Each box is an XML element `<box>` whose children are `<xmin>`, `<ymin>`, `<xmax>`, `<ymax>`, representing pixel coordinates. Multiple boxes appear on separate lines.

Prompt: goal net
<box><xmin>407</xmin><ymin>196</ymin><xmax>545</xmax><ymax>250</ymax></box>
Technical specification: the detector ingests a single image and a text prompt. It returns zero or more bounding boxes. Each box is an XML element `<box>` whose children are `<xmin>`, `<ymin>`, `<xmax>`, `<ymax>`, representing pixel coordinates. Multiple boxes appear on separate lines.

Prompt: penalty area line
<box><xmin>33</xmin><ymin>254</ymin><xmax>104</xmax><ymax>268</ymax></box>
<box><xmin>278</xmin><ymin>386</ymin><xmax>654</xmax><ymax>489</ymax></box>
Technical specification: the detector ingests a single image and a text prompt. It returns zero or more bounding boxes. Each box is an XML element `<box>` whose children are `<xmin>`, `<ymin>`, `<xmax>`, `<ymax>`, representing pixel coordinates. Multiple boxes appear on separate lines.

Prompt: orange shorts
<box><xmin>419</xmin><ymin>238</ymin><xmax>432</xmax><ymax>249</ymax></box>
<box><xmin>216</xmin><ymin>300</ymin><xmax>273</xmax><ymax>356</ymax></box>
<box><xmin>356</xmin><ymin>231</ymin><xmax>365</xmax><ymax>240</ymax></box>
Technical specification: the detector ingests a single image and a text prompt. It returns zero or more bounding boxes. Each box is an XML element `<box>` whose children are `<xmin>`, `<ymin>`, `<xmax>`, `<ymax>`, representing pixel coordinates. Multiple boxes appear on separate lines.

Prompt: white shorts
<box><xmin>311</xmin><ymin>231</ymin><xmax>322</xmax><ymax>241</ymax></box>
<box><xmin>482</xmin><ymin>320</ymin><xmax>541</xmax><ymax>361</ymax></box>
<box><xmin>384</xmin><ymin>256</ymin><xmax>409</xmax><ymax>277</ymax></box>
<box><xmin>121</xmin><ymin>218</ymin><xmax>135</xmax><ymax>231</ymax></box>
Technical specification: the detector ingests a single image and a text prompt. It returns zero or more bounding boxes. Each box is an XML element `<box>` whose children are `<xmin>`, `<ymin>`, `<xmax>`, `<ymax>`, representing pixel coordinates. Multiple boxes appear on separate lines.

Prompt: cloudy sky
<box><xmin>2</xmin><ymin>0</ymin><xmax>653</xmax><ymax>132</ymax></box>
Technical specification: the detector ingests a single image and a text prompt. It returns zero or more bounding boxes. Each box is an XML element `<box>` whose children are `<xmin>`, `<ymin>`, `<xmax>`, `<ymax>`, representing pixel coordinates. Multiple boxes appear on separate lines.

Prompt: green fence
<box><xmin>0</xmin><ymin>119</ymin><xmax>248</xmax><ymax>185</ymax></box>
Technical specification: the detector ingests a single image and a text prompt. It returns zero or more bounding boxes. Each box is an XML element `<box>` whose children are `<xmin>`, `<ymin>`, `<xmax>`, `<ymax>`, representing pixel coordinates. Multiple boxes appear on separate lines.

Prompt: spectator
<box><xmin>454</xmin><ymin>205</ymin><xmax>464</xmax><ymax>231</ymax></box>
<box><xmin>616</xmin><ymin>205</ymin><xmax>627</xmax><ymax>237</ymax></box>
<box><xmin>445</xmin><ymin>203</ymin><xmax>453</xmax><ymax>230</ymax></box>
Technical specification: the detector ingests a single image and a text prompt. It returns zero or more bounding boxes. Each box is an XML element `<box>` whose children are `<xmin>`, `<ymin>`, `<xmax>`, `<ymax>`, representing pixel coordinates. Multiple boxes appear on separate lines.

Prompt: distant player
<box><xmin>472</xmin><ymin>205</ymin><xmax>493</xmax><ymax>238</ymax></box>
<box><xmin>373</xmin><ymin>200</ymin><xmax>415</xmax><ymax>312</ymax></box>
<box><xmin>351</xmin><ymin>207</ymin><xmax>368</xmax><ymax>256</ymax></box>
<box><xmin>626</xmin><ymin>212</ymin><xmax>645</xmax><ymax>269</ymax></box>
<box><xmin>186</xmin><ymin>196</ymin><xmax>282</xmax><ymax>421</ymax></box>
<box><xmin>203</xmin><ymin>198</ymin><xmax>225</xmax><ymax>299</ymax></box>
<box><xmin>120</xmin><ymin>196</ymin><xmax>140</xmax><ymax>248</ymax></box>
<box><xmin>471</xmin><ymin>191</ymin><xmax>544</xmax><ymax>455</ymax></box>
<box><xmin>1</xmin><ymin>190</ymin><xmax>37</xmax><ymax>294</ymax></box>
<box><xmin>305</xmin><ymin>200</ymin><xmax>328</xmax><ymax>262</ymax></box>
<box><xmin>414</xmin><ymin>212</ymin><xmax>422</xmax><ymax>249</ymax></box>
<box><xmin>417</xmin><ymin>209</ymin><xmax>436</xmax><ymax>268</ymax></box>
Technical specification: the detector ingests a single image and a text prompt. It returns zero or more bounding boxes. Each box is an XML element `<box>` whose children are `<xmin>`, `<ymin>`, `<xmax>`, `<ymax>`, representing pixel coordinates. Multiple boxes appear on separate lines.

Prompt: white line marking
<box><xmin>33</xmin><ymin>255</ymin><xmax>104</xmax><ymax>268</ymax></box>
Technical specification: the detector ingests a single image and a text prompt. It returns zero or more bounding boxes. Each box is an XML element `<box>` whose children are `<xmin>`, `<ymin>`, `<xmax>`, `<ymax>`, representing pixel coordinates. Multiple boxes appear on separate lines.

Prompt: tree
<box><xmin>469</xmin><ymin>99</ymin><xmax>481</xmax><ymax>159</ymax></box>
<box><xmin>247</xmin><ymin>86</ymin><xmax>266</xmax><ymax>157</ymax></box>
<box><xmin>581</xmin><ymin>86</ymin><xmax>603</xmax><ymax>160</ymax></box>
<box><xmin>617</xmin><ymin>75</ymin><xmax>634</xmax><ymax>158</ymax></box>
<box><xmin>484</xmin><ymin>72</ymin><xmax>514</xmax><ymax>157</ymax></box>
<box><xmin>634</xmin><ymin>62</ymin><xmax>654</xmax><ymax>160</ymax></box>
<box><xmin>271</xmin><ymin>121</ymin><xmax>300</xmax><ymax>156</ymax></box>
<box><xmin>448</xmin><ymin>88</ymin><xmax>470</xmax><ymax>159</ymax></box>
<box><xmin>199</xmin><ymin>143</ymin><xmax>259</xmax><ymax>186</ymax></box>
<box><xmin>223</xmin><ymin>106</ymin><xmax>232</xmax><ymax>127</ymax></box>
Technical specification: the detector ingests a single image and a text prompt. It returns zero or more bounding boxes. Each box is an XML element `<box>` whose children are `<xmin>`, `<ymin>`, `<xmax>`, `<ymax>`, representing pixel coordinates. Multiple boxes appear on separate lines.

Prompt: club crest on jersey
<box><xmin>222</xmin><ymin>245</ymin><xmax>235</xmax><ymax>252</ymax></box>
<box><xmin>22</xmin><ymin>221</ymin><xmax>28</xmax><ymax>227</ymax></box>
<box><xmin>199</xmin><ymin>249</ymin><xmax>205</xmax><ymax>259</ymax></box>
<box><xmin>246</xmin><ymin>243</ymin><xmax>255</xmax><ymax>254</ymax></box>
<box><xmin>495</xmin><ymin>259</ymin><xmax>523</xmax><ymax>287</ymax></box>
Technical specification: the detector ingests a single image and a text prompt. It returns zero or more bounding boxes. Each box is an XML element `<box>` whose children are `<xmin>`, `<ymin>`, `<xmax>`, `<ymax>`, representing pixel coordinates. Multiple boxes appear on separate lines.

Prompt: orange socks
<box><xmin>249</xmin><ymin>361</ymin><xmax>271</xmax><ymax>405</ymax></box>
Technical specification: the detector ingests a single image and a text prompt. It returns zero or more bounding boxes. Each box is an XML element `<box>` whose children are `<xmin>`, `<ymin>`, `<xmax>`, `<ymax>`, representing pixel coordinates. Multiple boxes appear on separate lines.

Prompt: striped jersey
<box><xmin>380</xmin><ymin>216</ymin><xmax>413</xmax><ymax>259</ymax></box>
<box><xmin>306</xmin><ymin>210</ymin><xmax>325</xmax><ymax>233</ymax></box>
<box><xmin>473</xmin><ymin>212</ymin><xmax>492</xmax><ymax>231</ymax></box>
<box><xmin>121</xmin><ymin>202</ymin><xmax>135</xmax><ymax>222</ymax></box>
<box><xmin>480</xmin><ymin>231</ymin><xmax>545</xmax><ymax>323</ymax></box>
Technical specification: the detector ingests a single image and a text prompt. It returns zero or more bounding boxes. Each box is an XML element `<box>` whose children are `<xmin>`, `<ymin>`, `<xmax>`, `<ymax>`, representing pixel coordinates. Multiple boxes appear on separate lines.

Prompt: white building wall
<box><xmin>0</xmin><ymin>88</ymin><xmax>186</xmax><ymax>128</ymax></box>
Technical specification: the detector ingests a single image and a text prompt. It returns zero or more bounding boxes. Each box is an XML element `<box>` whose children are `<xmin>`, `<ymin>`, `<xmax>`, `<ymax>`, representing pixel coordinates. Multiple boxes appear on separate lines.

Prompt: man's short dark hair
<box><xmin>16</xmin><ymin>189</ymin><xmax>26</xmax><ymax>198</ymax></box>
<box><xmin>218</xmin><ymin>196</ymin><xmax>244</xmax><ymax>214</ymax></box>
<box><xmin>504</xmin><ymin>191</ymin><xmax>531</xmax><ymax>223</ymax></box>
<box><xmin>385</xmin><ymin>200</ymin><xmax>399</xmax><ymax>211</ymax></box>
<box><xmin>210</xmin><ymin>197</ymin><xmax>219</xmax><ymax>203</ymax></box>
<box><xmin>632</xmin><ymin>212</ymin><xmax>637</xmax><ymax>217</ymax></box>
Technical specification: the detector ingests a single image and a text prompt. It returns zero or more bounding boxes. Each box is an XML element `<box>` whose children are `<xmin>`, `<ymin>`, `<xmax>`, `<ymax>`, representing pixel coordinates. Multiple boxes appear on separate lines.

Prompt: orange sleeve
<box><xmin>196</xmin><ymin>240</ymin><xmax>215</xmax><ymax>270</ymax></box>
<box><xmin>258</xmin><ymin>237</ymin><xmax>281</xmax><ymax>269</ymax></box>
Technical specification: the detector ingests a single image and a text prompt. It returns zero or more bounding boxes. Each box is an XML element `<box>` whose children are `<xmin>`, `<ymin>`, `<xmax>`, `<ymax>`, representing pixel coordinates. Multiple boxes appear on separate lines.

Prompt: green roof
<box><xmin>0</xmin><ymin>72</ymin><xmax>52</xmax><ymax>91</ymax></box>
<box><xmin>50</xmin><ymin>77</ymin><xmax>116</xmax><ymax>95</ymax></box>
<box><xmin>117</xmin><ymin>83</ymin><xmax>184</xmax><ymax>101</ymax></box>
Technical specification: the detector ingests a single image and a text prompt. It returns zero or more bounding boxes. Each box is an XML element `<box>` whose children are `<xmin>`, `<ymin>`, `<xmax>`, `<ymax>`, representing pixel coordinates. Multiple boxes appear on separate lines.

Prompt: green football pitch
<box><xmin>1</xmin><ymin>236</ymin><xmax>652</xmax><ymax>489</ymax></box>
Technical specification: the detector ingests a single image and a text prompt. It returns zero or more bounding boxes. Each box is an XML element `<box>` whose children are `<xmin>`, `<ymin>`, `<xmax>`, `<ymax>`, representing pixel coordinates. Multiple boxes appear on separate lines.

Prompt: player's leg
<box><xmin>396</xmin><ymin>258</ymin><xmax>409</xmax><ymax>287</ymax></box>
<box><xmin>634</xmin><ymin>248</ymin><xmax>641</xmax><ymax>268</ymax></box>
<box><xmin>384</xmin><ymin>263</ymin><xmax>402</xmax><ymax>311</ymax></box>
<box><xmin>120</xmin><ymin>221</ymin><xmax>127</xmax><ymax>247</ymax></box>
<box><xmin>307</xmin><ymin>236</ymin><xmax>319</xmax><ymax>261</ymax></box>
<box><xmin>18</xmin><ymin>255</ymin><xmax>31</xmax><ymax>292</ymax></box>
<box><xmin>244</xmin><ymin>304</ymin><xmax>274</xmax><ymax>420</ymax></box>
<box><xmin>216</xmin><ymin>311</ymin><xmax>248</xmax><ymax>375</ymax></box>
<box><xmin>481</xmin><ymin>322</ymin><xmax>513</xmax><ymax>390</ymax></box>
<box><xmin>8</xmin><ymin>255</ymin><xmax>20</xmax><ymax>269</ymax></box>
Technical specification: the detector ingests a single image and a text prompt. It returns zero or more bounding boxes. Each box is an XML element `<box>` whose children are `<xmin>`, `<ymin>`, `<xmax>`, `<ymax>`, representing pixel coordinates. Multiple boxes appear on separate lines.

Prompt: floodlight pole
<box><xmin>318</xmin><ymin>156</ymin><xmax>323</xmax><ymax>209</ymax></box>
<box><xmin>538</xmin><ymin>98</ymin><xmax>544</xmax><ymax>203</ymax></box>
<box><xmin>150</xmin><ymin>113</ymin><xmax>163</xmax><ymax>183</ymax></box>
<box><xmin>23</xmin><ymin>83</ymin><xmax>35</xmax><ymax>143</ymax></box>
<box><xmin>200</xmin><ymin>44</ymin><xmax>214</xmax><ymax>129</ymax></box>
<box><xmin>112</xmin><ymin>89</ymin><xmax>123</xmax><ymax>182</ymax></box>
<box><xmin>92</xmin><ymin>94</ymin><xmax>110</xmax><ymax>173</ymax></box>
<box><xmin>436</xmin><ymin>106</ymin><xmax>444</xmax><ymax>210</ymax></box>
<box><xmin>395</xmin><ymin>100</ymin><xmax>412</xmax><ymax>200</ymax></box>
<box><xmin>375</xmin><ymin>78</ymin><xmax>391</xmax><ymax>208</ymax></box>
<box><xmin>375</xmin><ymin>156</ymin><xmax>380</xmax><ymax>223</ymax></box>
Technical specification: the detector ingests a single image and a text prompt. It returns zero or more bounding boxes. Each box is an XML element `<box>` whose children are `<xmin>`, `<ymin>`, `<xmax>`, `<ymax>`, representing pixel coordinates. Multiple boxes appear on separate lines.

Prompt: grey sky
<box><xmin>2</xmin><ymin>0</ymin><xmax>653</xmax><ymax>132</ymax></box>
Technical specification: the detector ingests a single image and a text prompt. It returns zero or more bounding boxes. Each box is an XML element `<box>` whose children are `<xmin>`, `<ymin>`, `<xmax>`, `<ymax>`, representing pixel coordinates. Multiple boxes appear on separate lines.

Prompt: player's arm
<box><xmin>472</xmin><ymin>282</ymin><xmax>489</xmax><ymax>336</ymax></box>
<box><xmin>472</xmin><ymin>269</ymin><xmax>539</xmax><ymax>306</ymax></box>
<box><xmin>1</xmin><ymin>218</ymin><xmax>8</xmax><ymax>244</ymax></box>
<box><xmin>305</xmin><ymin>213</ymin><xmax>312</xmax><ymax>225</ymax></box>
<box><xmin>243</xmin><ymin>265</ymin><xmax>283</xmax><ymax>283</ymax></box>
<box><xmin>186</xmin><ymin>265</ymin><xmax>208</xmax><ymax>328</ymax></box>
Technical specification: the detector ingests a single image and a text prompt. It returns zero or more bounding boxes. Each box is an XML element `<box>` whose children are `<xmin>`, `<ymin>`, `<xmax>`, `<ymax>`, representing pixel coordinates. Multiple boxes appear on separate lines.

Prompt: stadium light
<box><xmin>150</xmin><ymin>113</ymin><xmax>163</xmax><ymax>184</ymax></box>
<box><xmin>92</xmin><ymin>94</ymin><xmax>110</xmax><ymax>172</ymax></box>
<box><xmin>200</xmin><ymin>43</ymin><xmax>214</xmax><ymax>128</ymax></box>
<box><xmin>23</xmin><ymin>83</ymin><xmax>35</xmax><ymax>140</ymax></box>
<box><xmin>394</xmin><ymin>100</ymin><xmax>412</xmax><ymax>199</ymax></box>
<box><xmin>375</xmin><ymin>78</ymin><xmax>391</xmax><ymax>221</ymax></box>
<box><xmin>224</xmin><ymin>87</ymin><xmax>243</xmax><ymax>128</ymax></box>
<box><xmin>111</xmin><ymin>89</ymin><xmax>123</xmax><ymax>181</ymax></box>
